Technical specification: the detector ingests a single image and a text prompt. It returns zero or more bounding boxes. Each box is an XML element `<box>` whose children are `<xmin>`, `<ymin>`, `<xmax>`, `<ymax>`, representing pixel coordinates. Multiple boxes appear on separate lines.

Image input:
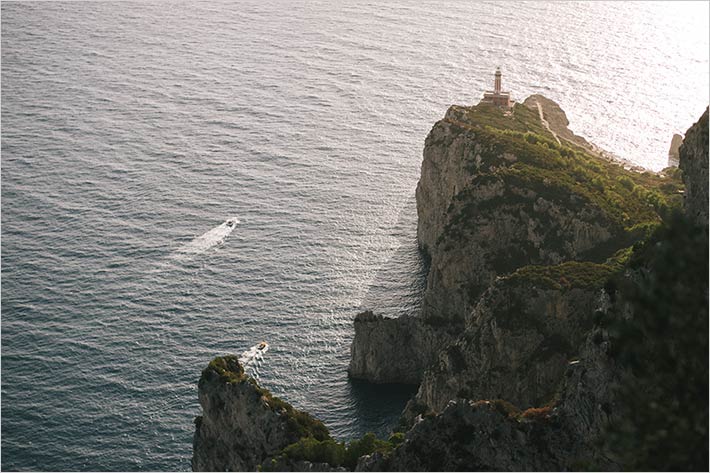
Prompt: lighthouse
<box><xmin>481</xmin><ymin>67</ymin><xmax>512</xmax><ymax>108</ymax></box>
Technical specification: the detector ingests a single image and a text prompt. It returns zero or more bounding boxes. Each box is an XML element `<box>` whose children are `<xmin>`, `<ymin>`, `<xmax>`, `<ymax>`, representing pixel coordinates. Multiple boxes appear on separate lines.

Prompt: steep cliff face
<box><xmin>409</xmin><ymin>272</ymin><xmax>607</xmax><ymax>417</ymax></box>
<box><xmin>417</xmin><ymin>104</ymin><xmax>585</xmax><ymax>323</ymax></box>
<box><xmin>360</xmin><ymin>281</ymin><xmax>638</xmax><ymax>472</ymax></box>
<box><xmin>679</xmin><ymin>107</ymin><xmax>709</xmax><ymax>226</ymax></box>
<box><xmin>347</xmin><ymin>311</ymin><xmax>453</xmax><ymax>384</ymax></box>
<box><xmin>360</xmin><ymin>320</ymin><xmax>625</xmax><ymax>472</ymax></box>
<box><xmin>360</xmin><ymin>390</ymin><xmax>618</xmax><ymax>472</ymax></box>
<box><xmin>192</xmin><ymin>356</ymin><xmax>329</xmax><ymax>472</ymax></box>
<box><xmin>359</xmin><ymin>400</ymin><xmax>572</xmax><ymax>472</ymax></box>
<box><xmin>415</xmin><ymin>102</ymin><xmax>670</xmax><ymax>327</ymax></box>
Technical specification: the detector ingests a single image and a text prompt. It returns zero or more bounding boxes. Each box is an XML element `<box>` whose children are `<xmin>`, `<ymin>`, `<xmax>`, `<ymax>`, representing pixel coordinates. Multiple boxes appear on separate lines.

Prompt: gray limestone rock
<box><xmin>679</xmin><ymin>108</ymin><xmax>709</xmax><ymax>226</ymax></box>
<box><xmin>408</xmin><ymin>280</ymin><xmax>602</xmax><ymax>420</ymax></box>
<box><xmin>668</xmin><ymin>133</ymin><xmax>684</xmax><ymax>167</ymax></box>
<box><xmin>347</xmin><ymin>310</ymin><xmax>453</xmax><ymax>384</ymax></box>
<box><xmin>192</xmin><ymin>356</ymin><xmax>328</xmax><ymax>472</ymax></box>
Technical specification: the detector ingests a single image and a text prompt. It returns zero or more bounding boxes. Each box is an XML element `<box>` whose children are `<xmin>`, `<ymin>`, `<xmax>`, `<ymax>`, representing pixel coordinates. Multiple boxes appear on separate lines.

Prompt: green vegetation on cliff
<box><xmin>456</xmin><ymin>102</ymin><xmax>552</xmax><ymax>137</ymax></box>
<box><xmin>442</xmin><ymin>103</ymin><xmax>683</xmax><ymax>254</ymax></box>
<box><xmin>248</xmin><ymin>378</ymin><xmax>331</xmax><ymax>442</ymax></box>
<box><xmin>201</xmin><ymin>356</ymin><xmax>330</xmax><ymax>442</ymax></box>
<box><xmin>249</xmin><ymin>378</ymin><xmax>330</xmax><ymax>440</ymax></box>
<box><xmin>603</xmin><ymin>212</ymin><xmax>708</xmax><ymax>471</ymax></box>
<box><xmin>506</xmin><ymin>246</ymin><xmax>633</xmax><ymax>290</ymax></box>
<box><xmin>263</xmin><ymin>432</ymin><xmax>405</xmax><ymax>471</ymax></box>
<box><xmin>202</xmin><ymin>355</ymin><xmax>247</xmax><ymax>384</ymax></box>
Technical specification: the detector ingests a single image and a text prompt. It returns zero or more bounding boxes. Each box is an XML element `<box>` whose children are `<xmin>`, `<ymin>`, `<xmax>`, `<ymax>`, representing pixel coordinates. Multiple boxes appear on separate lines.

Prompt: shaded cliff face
<box><xmin>359</xmin><ymin>400</ymin><xmax>571</xmax><ymax>471</ymax></box>
<box><xmin>363</xmin><ymin>210</ymin><xmax>708</xmax><ymax>472</ymax></box>
<box><xmin>192</xmin><ymin>356</ymin><xmax>329</xmax><ymax>472</ymax></box>
<box><xmin>679</xmin><ymin>107</ymin><xmax>709</xmax><ymax>226</ymax></box>
<box><xmin>360</xmin><ymin>318</ymin><xmax>625</xmax><ymax>472</ymax></box>
<box><xmin>347</xmin><ymin>311</ymin><xmax>452</xmax><ymax>384</ymax></box>
<box><xmin>363</xmin><ymin>268</ymin><xmax>652</xmax><ymax>472</ymax></box>
<box><xmin>411</xmin><ymin>276</ymin><xmax>605</xmax><ymax>416</ymax></box>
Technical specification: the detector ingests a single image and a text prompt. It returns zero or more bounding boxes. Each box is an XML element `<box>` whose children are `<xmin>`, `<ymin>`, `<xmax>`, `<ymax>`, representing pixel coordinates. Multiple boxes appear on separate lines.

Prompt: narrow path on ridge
<box><xmin>535</xmin><ymin>101</ymin><xmax>562</xmax><ymax>145</ymax></box>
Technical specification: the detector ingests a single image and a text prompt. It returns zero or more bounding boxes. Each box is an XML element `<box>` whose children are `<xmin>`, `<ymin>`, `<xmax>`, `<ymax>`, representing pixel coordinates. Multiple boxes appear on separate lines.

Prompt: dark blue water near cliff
<box><xmin>2</xmin><ymin>2</ymin><xmax>708</xmax><ymax>471</ymax></box>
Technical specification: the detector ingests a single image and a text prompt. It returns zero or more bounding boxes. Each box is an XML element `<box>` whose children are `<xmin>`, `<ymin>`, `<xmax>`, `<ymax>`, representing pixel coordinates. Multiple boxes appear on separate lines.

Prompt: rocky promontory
<box><xmin>192</xmin><ymin>98</ymin><xmax>707</xmax><ymax>471</ymax></box>
<box><xmin>192</xmin><ymin>356</ymin><xmax>330</xmax><ymax>471</ymax></box>
<box><xmin>349</xmin><ymin>97</ymin><xmax>681</xmax><ymax>386</ymax></box>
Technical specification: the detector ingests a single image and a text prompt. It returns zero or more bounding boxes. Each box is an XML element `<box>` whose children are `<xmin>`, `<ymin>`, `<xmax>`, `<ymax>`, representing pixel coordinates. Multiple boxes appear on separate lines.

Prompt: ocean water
<box><xmin>1</xmin><ymin>1</ymin><xmax>707</xmax><ymax>471</ymax></box>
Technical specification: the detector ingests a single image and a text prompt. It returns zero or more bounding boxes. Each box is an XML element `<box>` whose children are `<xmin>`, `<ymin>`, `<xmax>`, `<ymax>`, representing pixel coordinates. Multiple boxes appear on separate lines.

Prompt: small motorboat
<box><xmin>257</xmin><ymin>341</ymin><xmax>268</xmax><ymax>351</ymax></box>
<box><xmin>226</xmin><ymin>220</ymin><xmax>235</xmax><ymax>227</ymax></box>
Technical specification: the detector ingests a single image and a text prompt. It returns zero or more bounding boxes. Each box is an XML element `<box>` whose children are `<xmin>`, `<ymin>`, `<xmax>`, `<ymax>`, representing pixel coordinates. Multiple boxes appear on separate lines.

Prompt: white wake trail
<box><xmin>172</xmin><ymin>217</ymin><xmax>239</xmax><ymax>259</ymax></box>
<box><xmin>239</xmin><ymin>342</ymin><xmax>269</xmax><ymax>378</ymax></box>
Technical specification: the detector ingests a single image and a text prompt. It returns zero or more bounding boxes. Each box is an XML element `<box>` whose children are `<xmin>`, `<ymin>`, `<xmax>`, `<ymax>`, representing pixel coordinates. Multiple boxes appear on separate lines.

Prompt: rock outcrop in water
<box><xmin>347</xmin><ymin>311</ymin><xmax>428</xmax><ymax>385</ymax></box>
<box><xmin>347</xmin><ymin>311</ymin><xmax>456</xmax><ymax>384</ymax></box>
<box><xmin>668</xmin><ymin>133</ymin><xmax>684</xmax><ymax>167</ymax></box>
<box><xmin>193</xmin><ymin>98</ymin><xmax>707</xmax><ymax>471</ymax></box>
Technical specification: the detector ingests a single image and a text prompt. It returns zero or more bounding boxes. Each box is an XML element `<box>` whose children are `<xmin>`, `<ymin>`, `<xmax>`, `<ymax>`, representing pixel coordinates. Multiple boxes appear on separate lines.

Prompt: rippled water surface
<box><xmin>2</xmin><ymin>1</ymin><xmax>708</xmax><ymax>470</ymax></box>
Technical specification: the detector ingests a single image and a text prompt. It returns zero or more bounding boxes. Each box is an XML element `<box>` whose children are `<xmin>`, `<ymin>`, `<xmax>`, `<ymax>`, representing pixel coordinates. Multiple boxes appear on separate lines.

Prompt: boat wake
<box><xmin>239</xmin><ymin>341</ymin><xmax>269</xmax><ymax>378</ymax></box>
<box><xmin>172</xmin><ymin>217</ymin><xmax>239</xmax><ymax>260</ymax></box>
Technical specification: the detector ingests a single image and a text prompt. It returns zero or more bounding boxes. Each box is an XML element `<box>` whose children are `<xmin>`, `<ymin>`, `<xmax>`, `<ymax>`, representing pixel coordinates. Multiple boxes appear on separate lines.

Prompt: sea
<box><xmin>2</xmin><ymin>1</ymin><xmax>708</xmax><ymax>471</ymax></box>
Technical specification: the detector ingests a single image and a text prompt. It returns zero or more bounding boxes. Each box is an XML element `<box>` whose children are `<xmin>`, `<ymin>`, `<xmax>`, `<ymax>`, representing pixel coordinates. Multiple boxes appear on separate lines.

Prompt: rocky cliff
<box><xmin>407</xmin><ymin>266</ymin><xmax>613</xmax><ymax>418</ymax></box>
<box><xmin>346</xmin><ymin>312</ymin><xmax>454</xmax><ymax>386</ymax></box>
<box><xmin>414</xmin><ymin>102</ymin><xmax>620</xmax><ymax>326</ymax></box>
<box><xmin>349</xmin><ymin>98</ymin><xmax>680</xmax><ymax>385</ymax></box>
<box><xmin>192</xmin><ymin>356</ymin><xmax>329</xmax><ymax>471</ymax></box>
<box><xmin>193</xmin><ymin>99</ymin><xmax>707</xmax><ymax>472</ymax></box>
<box><xmin>360</xmin><ymin>314</ymin><xmax>625</xmax><ymax>472</ymax></box>
<box><xmin>679</xmin><ymin>107</ymin><xmax>709</xmax><ymax>226</ymax></box>
<box><xmin>346</xmin><ymin>311</ymin><xmax>452</xmax><ymax>384</ymax></box>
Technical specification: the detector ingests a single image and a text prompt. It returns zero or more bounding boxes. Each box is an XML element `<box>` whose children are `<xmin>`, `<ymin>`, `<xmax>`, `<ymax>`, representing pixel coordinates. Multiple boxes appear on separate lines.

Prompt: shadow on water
<box><xmin>346</xmin><ymin>377</ymin><xmax>419</xmax><ymax>437</ymax></box>
<box><xmin>345</xmin><ymin>195</ymin><xmax>428</xmax><ymax>439</ymax></box>
<box><xmin>359</xmin><ymin>194</ymin><xmax>429</xmax><ymax>318</ymax></box>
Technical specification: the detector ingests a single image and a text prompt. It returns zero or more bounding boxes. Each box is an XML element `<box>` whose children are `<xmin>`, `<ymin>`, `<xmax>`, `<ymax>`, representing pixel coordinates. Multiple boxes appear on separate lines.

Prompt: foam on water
<box><xmin>238</xmin><ymin>342</ymin><xmax>269</xmax><ymax>380</ymax></box>
<box><xmin>172</xmin><ymin>218</ymin><xmax>239</xmax><ymax>259</ymax></box>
